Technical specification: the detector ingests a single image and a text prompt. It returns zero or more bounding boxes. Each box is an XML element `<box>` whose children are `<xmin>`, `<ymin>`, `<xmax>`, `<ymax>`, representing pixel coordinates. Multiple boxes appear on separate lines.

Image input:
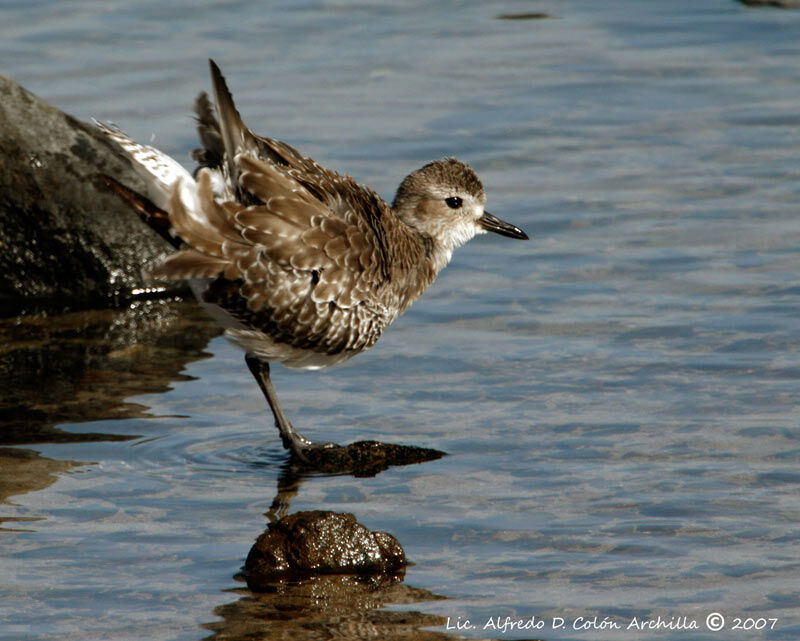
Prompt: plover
<box><xmin>98</xmin><ymin>60</ymin><xmax>528</xmax><ymax>463</ymax></box>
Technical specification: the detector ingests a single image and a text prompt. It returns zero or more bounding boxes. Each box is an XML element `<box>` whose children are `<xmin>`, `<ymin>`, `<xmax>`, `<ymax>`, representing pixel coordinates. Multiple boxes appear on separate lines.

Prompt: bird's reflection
<box><xmin>264</xmin><ymin>440</ymin><xmax>443</xmax><ymax>522</ymax></box>
<box><xmin>265</xmin><ymin>459</ymin><xmax>304</xmax><ymax>523</ymax></box>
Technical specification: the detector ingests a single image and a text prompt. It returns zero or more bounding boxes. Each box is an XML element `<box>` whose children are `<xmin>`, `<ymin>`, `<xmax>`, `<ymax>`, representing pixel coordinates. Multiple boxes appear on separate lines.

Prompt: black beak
<box><xmin>479</xmin><ymin>211</ymin><xmax>529</xmax><ymax>240</ymax></box>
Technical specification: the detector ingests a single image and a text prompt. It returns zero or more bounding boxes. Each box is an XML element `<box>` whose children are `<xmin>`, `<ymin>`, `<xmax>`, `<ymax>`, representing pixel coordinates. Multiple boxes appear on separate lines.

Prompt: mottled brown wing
<box><xmin>248</xmin><ymin>131</ymin><xmax>386</xmax><ymax>237</ymax></box>
<box><xmin>211</xmin><ymin>153</ymin><xmax>396</xmax><ymax>356</ymax></box>
<box><xmin>206</xmin><ymin>59</ymin><xmax>387</xmax><ymax>240</ymax></box>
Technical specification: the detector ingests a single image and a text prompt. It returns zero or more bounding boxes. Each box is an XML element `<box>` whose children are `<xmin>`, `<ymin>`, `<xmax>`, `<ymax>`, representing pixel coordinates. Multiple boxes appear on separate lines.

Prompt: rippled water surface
<box><xmin>2</xmin><ymin>1</ymin><xmax>800</xmax><ymax>640</ymax></box>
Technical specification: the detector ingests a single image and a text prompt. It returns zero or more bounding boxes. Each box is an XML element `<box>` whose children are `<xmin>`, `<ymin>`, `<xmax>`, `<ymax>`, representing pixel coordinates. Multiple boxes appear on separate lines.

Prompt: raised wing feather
<box><xmin>206</xmin><ymin>60</ymin><xmax>388</xmax><ymax>243</ymax></box>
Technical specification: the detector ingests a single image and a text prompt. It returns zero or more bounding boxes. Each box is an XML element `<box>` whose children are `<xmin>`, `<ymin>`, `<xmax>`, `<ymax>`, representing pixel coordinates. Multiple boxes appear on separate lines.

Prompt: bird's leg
<box><xmin>245</xmin><ymin>355</ymin><xmax>322</xmax><ymax>462</ymax></box>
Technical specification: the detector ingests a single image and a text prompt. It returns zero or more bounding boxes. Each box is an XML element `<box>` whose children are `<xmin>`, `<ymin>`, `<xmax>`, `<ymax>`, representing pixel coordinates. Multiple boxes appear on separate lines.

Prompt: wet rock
<box><xmin>0</xmin><ymin>74</ymin><xmax>184</xmax><ymax>316</ymax></box>
<box><xmin>738</xmin><ymin>0</ymin><xmax>800</xmax><ymax>7</ymax></box>
<box><xmin>299</xmin><ymin>440</ymin><xmax>446</xmax><ymax>477</ymax></box>
<box><xmin>495</xmin><ymin>12</ymin><xmax>553</xmax><ymax>20</ymax></box>
<box><xmin>244</xmin><ymin>511</ymin><xmax>407</xmax><ymax>589</ymax></box>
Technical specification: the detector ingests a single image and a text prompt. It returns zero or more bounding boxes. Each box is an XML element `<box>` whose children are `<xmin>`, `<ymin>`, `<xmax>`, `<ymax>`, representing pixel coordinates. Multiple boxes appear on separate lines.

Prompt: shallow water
<box><xmin>2</xmin><ymin>1</ymin><xmax>800</xmax><ymax>640</ymax></box>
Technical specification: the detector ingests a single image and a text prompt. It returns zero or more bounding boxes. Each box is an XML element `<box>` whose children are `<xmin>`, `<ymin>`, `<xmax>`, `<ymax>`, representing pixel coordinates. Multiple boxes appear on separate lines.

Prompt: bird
<box><xmin>97</xmin><ymin>59</ymin><xmax>529</xmax><ymax>464</ymax></box>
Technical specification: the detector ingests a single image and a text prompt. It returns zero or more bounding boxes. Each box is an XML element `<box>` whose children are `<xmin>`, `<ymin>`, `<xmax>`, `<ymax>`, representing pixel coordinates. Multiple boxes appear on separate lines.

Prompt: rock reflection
<box><xmin>0</xmin><ymin>298</ymin><xmax>221</xmax><ymax>509</ymax></box>
<box><xmin>0</xmin><ymin>298</ymin><xmax>221</xmax><ymax>446</ymax></box>
<box><xmin>0</xmin><ymin>447</ymin><xmax>77</xmax><ymax>531</ymax></box>
<box><xmin>204</xmin><ymin>574</ymin><xmax>450</xmax><ymax>641</ymax></box>
<box><xmin>0</xmin><ymin>447</ymin><xmax>76</xmax><ymax>503</ymax></box>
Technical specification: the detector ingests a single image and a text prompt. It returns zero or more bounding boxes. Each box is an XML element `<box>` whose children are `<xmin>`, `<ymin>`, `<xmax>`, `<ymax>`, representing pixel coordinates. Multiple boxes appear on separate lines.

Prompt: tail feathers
<box><xmin>148</xmin><ymin>176</ymin><xmax>245</xmax><ymax>283</ymax></box>
<box><xmin>148</xmin><ymin>248</ymin><xmax>228</xmax><ymax>280</ymax></box>
<box><xmin>102</xmin><ymin>170</ymin><xmax>232</xmax><ymax>284</ymax></box>
<box><xmin>167</xmin><ymin>180</ymin><xmax>228</xmax><ymax>258</ymax></box>
<box><xmin>191</xmin><ymin>91</ymin><xmax>224</xmax><ymax>171</ymax></box>
<box><xmin>101</xmin><ymin>174</ymin><xmax>180</xmax><ymax>249</ymax></box>
<box><xmin>162</xmin><ymin>170</ymin><xmax>258</xmax><ymax>281</ymax></box>
<box><xmin>94</xmin><ymin>119</ymin><xmax>194</xmax><ymax>212</ymax></box>
<box><xmin>194</xmin><ymin>170</ymin><xmax>243</xmax><ymax>241</ymax></box>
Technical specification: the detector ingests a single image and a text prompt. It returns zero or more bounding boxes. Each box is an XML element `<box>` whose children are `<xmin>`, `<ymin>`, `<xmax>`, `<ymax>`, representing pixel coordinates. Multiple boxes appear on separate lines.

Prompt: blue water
<box><xmin>2</xmin><ymin>1</ymin><xmax>800</xmax><ymax>639</ymax></box>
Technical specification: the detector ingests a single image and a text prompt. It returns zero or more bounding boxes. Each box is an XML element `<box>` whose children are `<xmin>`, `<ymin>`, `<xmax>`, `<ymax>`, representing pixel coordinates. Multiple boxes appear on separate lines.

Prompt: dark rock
<box><xmin>738</xmin><ymin>0</ymin><xmax>800</xmax><ymax>7</ymax></box>
<box><xmin>298</xmin><ymin>440</ymin><xmax>446</xmax><ymax>477</ymax></box>
<box><xmin>0</xmin><ymin>74</ymin><xmax>184</xmax><ymax>316</ymax></box>
<box><xmin>495</xmin><ymin>12</ymin><xmax>554</xmax><ymax>20</ymax></box>
<box><xmin>244</xmin><ymin>511</ymin><xmax>407</xmax><ymax>589</ymax></box>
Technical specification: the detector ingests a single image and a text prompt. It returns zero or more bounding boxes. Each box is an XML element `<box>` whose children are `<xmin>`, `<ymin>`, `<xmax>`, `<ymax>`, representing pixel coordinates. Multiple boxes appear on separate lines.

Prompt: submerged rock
<box><xmin>495</xmin><ymin>12</ymin><xmax>553</xmax><ymax>20</ymax></box>
<box><xmin>244</xmin><ymin>511</ymin><xmax>407</xmax><ymax>589</ymax></box>
<box><xmin>738</xmin><ymin>0</ymin><xmax>800</xmax><ymax>7</ymax></box>
<box><xmin>299</xmin><ymin>439</ymin><xmax>445</xmax><ymax>477</ymax></box>
<box><xmin>0</xmin><ymin>74</ymin><xmax>183</xmax><ymax>316</ymax></box>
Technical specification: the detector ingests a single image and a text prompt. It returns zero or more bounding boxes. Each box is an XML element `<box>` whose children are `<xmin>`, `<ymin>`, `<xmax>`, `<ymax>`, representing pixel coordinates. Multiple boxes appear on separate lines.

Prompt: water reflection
<box><xmin>0</xmin><ymin>298</ymin><xmax>222</xmax><ymax>446</ymax></box>
<box><xmin>1</xmin><ymin>298</ymin><xmax>460</xmax><ymax>640</ymax></box>
<box><xmin>0</xmin><ymin>447</ymin><xmax>75</xmax><ymax>531</ymax></box>
<box><xmin>204</xmin><ymin>576</ymin><xmax>450</xmax><ymax>641</ymax></box>
<box><xmin>204</xmin><ymin>447</ymin><xmax>458</xmax><ymax>641</ymax></box>
<box><xmin>0</xmin><ymin>298</ymin><xmax>221</xmax><ymax>521</ymax></box>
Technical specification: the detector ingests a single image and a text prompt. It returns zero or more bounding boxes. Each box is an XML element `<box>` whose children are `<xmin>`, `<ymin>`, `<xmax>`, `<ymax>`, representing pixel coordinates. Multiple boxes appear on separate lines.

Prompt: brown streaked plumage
<box><xmin>98</xmin><ymin>59</ymin><xmax>528</xmax><ymax>462</ymax></box>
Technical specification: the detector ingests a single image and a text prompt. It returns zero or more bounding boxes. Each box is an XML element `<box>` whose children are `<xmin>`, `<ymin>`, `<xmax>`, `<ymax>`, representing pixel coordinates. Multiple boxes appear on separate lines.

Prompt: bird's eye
<box><xmin>445</xmin><ymin>196</ymin><xmax>462</xmax><ymax>209</ymax></box>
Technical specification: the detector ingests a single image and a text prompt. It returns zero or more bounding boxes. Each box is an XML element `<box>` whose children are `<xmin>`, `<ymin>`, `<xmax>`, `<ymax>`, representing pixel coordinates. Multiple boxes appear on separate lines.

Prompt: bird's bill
<box><xmin>479</xmin><ymin>211</ymin><xmax>529</xmax><ymax>240</ymax></box>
